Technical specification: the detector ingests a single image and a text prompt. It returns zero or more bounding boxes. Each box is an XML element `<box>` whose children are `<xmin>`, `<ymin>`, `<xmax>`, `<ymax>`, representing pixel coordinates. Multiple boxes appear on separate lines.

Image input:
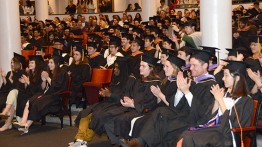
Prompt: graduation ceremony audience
<box><xmin>0</xmin><ymin>1</ymin><xmax>262</xmax><ymax>147</ymax></box>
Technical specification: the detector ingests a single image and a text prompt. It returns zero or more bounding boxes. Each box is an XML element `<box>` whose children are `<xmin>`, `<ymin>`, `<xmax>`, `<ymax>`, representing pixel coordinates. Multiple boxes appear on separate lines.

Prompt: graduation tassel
<box><xmin>70</xmin><ymin>46</ymin><xmax>73</xmax><ymax>56</ymax></box>
<box><xmin>258</xmin><ymin>36</ymin><xmax>261</xmax><ymax>54</ymax></box>
<box><xmin>82</xmin><ymin>49</ymin><xmax>84</xmax><ymax>61</ymax></box>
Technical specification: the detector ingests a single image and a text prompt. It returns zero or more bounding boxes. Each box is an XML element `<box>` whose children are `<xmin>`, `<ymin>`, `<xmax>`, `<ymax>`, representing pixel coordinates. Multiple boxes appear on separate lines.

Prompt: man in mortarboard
<box><xmin>151</xmin><ymin>26</ymin><xmax>162</xmax><ymax>45</ymax></box>
<box><xmin>120</xmin><ymin>33</ymin><xmax>133</xmax><ymax>56</ymax></box>
<box><xmin>143</xmin><ymin>35</ymin><xmax>156</xmax><ymax>57</ymax></box>
<box><xmin>249</xmin><ymin>35</ymin><xmax>262</xmax><ymax>59</ymax></box>
<box><xmin>128</xmin><ymin>37</ymin><xmax>144</xmax><ymax>78</ymax></box>
<box><xmin>21</xmin><ymin>33</ymin><xmax>33</xmax><ymax>50</ymax></box>
<box><xmin>103</xmin><ymin>36</ymin><xmax>124</xmax><ymax>68</ymax></box>
<box><xmin>29</xmin><ymin>29</ymin><xmax>45</xmax><ymax>49</ymax></box>
<box><xmin>87</xmin><ymin>42</ymin><xmax>106</xmax><ymax>68</ymax></box>
<box><xmin>181</xmin><ymin>20</ymin><xmax>202</xmax><ymax>49</ymax></box>
<box><xmin>53</xmin><ymin>38</ymin><xmax>65</xmax><ymax>56</ymax></box>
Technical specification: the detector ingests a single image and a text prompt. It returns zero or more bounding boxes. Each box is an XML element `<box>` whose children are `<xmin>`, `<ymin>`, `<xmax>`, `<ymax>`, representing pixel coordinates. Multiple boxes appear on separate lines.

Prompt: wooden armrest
<box><xmin>231</xmin><ymin>126</ymin><xmax>256</xmax><ymax>132</ymax></box>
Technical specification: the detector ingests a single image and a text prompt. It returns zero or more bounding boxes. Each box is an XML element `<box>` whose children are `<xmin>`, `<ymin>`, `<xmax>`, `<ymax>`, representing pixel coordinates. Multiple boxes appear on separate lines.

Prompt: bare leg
<box><xmin>19</xmin><ymin>102</ymin><xmax>29</xmax><ymax>126</ymax></box>
<box><xmin>0</xmin><ymin>104</ymin><xmax>12</xmax><ymax>115</ymax></box>
<box><xmin>0</xmin><ymin>106</ymin><xmax>15</xmax><ymax>131</ymax></box>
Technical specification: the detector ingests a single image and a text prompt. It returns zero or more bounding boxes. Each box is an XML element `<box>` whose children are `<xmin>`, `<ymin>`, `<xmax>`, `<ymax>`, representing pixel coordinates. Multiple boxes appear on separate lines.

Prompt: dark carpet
<box><xmin>0</xmin><ymin>121</ymin><xmax>112</xmax><ymax>147</ymax></box>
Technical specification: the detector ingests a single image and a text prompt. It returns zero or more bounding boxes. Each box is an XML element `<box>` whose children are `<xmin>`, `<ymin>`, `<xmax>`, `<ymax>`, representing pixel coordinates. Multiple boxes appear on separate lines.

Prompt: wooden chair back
<box><xmin>91</xmin><ymin>68</ymin><xmax>113</xmax><ymax>84</ymax></box>
<box><xmin>21</xmin><ymin>49</ymin><xmax>35</xmax><ymax>61</ymax></box>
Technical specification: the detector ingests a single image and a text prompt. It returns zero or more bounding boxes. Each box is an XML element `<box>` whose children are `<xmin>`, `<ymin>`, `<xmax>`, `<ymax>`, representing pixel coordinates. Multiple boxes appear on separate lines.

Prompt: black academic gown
<box><xmin>89</xmin><ymin>75</ymin><xmax>137</xmax><ymax>135</ymax></box>
<box><xmin>0</xmin><ymin>70</ymin><xmax>25</xmax><ymax>110</ymax></box>
<box><xmin>113</xmin><ymin>77</ymin><xmax>160</xmax><ymax>139</ymax></box>
<box><xmin>140</xmin><ymin>77</ymin><xmax>217</xmax><ymax>147</ymax></box>
<box><xmin>16</xmin><ymin>73</ymin><xmax>42</xmax><ymax>117</ymax></box>
<box><xmin>131</xmin><ymin>80</ymin><xmax>178</xmax><ymax>138</ymax></box>
<box><xmin>27</xmin><ymin>71</ymin><xmax>67</xmax><ymax>121</ymax></box>
<box><xmin>74</xmin><ymin>75</ymin><xmax>127</xmax><ymax>126</ymax></box>
<box><xmin>69</xmin><ymin>63</ymin><xmax>91</xmax><ymax>103</ymax></box>
<box><xmin>128</xmin><ymin>52</ymin><xmax>143</xmax><ymax>79</ymax></box>
<box><xmin>181</xmin><ymin>96</ymin><xmax>253</xmax><ymax>147</ymax></box>
<box><xmin>88</xmin><ymin>53</ymin><xmax>106</xmax><ymax>68</ymax></box>
<box><xmin>143</xmin><ymin>47</ymin><xmax>156</xmax><ymax>57</ymax></box>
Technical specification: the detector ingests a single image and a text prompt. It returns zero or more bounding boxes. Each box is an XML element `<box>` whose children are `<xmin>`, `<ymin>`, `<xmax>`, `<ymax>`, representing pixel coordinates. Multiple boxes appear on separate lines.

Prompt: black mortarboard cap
<box><xmin>13</xmin><ymin>52</ymin><xmax>26</xmax><ymax>65</ymax></box>
<box><xmin>133</xmin><ymin>37</ymin><xmax>144</xmax><ymax>47</ymax></box>
<box><xmin>167</xmin><ymin>56</ymin><xmax>185</xmax><ymax>69</ymax></box>
<box><xmin>190</xmin><ymin>48</ymin><xmax>211</xmax><ymax>63</ymax></box>
<box><xmin>141</xmin><ymin>55</ymin><xmax>159</xmax><ymax>66</ymax></box>
<box><xmin>199</xmin><ymin>46</ymin><xmax>219</xmax><ymax>57</ymax></box>
<box><xmin>161</xmin><ymin>48</ymin><xmax>176</xmax><ymax>56</ymax></box>
<box><xmin>52</xmin><ymin>54</ymin><xmax>64</xmax><ymax>65</ymax></box>
<box><xmin>121</xmin><ymin>33</ymin><xmax>133</xmax><ymax>41</ymax></box>
<box><xmin>120</xmin><ymin>27</ymin><xmax>129</xmax><ymax>33</ymax></box>
<box><xmin>133</xmin><ymin>27</ymin><xmax>143</xmax><ymax>35</ymax></box>
<box><xmin>88</xmin><ymin>42</ymin><xmax>97</xmax><ymax>48</ymax></box>
<box><xmin>226</xmin><ymin>48</ymin><xmax>251</xmax><ymax>57</ymax></box>
<box><xmin>144</xmin><ymin>35</ymin><xmax>155</xmax><ymax>41</ymax></box>
<box><xmin>183</xmin><ymin>20</ymin><xmax>197</xmax><ymax>27</ymax></box>
<box><xmin>245</xmin><ymin>58</ymin><xmax>262</xmax><ymax>73</ymax></box>
<box><xmin>249</xmin><ymin>35</ymin><xmax>262</xmax><ymax>43</ymax></box>
<box><xmin>123</xmin><ymin>22</ymin><xmax>130</xmax><ymax>25</ymax></box>
<box><xmin>109</xmin><ymin>36</ymin><xmax>121</xmax><ymax>46</ymax></box>
<box><xmin>141</xmin><ymin>21</ymin><xmax>149</xmax><ymax>26</ymax></box>
<box><xmin>223</xmin><ymin>60</ymin><xmax>247</xmax><ymax>77</ymax></box>
<box><xmin>150</xmin><ymin>26</ymin><xmax>161</xmax><ymax>34</ymax></box>
<box><xmin>54</xmin><ymin>38</ymin><xmax>64</xmax><ymax>44</ymax></box>
<box><xmin>28</xmin><ymin>55</ymin><xmax>44</xmax><ymax>62</ymax></box>
<box><xmin>45</xmin><ymin>19</ymin><xmax>53</xmax><ymax>23</ymax></box>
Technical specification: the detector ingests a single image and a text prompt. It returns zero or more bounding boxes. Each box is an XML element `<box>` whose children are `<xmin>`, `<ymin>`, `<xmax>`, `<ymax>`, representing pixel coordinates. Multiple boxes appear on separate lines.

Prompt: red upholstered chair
<box><xmin>83</xmin><ymin>68</ymin><xmax>113</xmax><ymax>105</ymax></box>
<box><xmin>231</xmin><ymin>100</ymin><xmax>259</xmax><ymax>147</ymax></box>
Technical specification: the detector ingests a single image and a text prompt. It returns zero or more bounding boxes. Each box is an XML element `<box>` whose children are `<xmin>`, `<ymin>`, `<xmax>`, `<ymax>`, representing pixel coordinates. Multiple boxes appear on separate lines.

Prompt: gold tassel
<box><xmin>258</xmin><ymin>36</ymin><xmax>261</xmax><ymax>54</ymax></box>
<box><xmin>70</xmin><ymin>46</ymin><xmax>73</xmax><ymax>56</ymax></box>
<box><xmin>82</xmin><ymin>49</ymin><xmax>84</xmax><ymax>61</ymax></box>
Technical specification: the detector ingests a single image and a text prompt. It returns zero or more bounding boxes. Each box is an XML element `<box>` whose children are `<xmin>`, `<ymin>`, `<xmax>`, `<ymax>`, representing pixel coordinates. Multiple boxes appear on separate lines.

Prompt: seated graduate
<box><xmin>68</xmin><ymin>56</ymin><xmax>130</xmax><ymax>147</ymax></box>
<box><xmin>177</xmin><ymin>46</ymin><xmax>193</xmax><ymax>78</ymax></box>
<box><xmin>249</xmin><ymin>35</ymin><xmax>261</xmax><ymax>59</ymax></box>
<box><xmin>0</xmin><ymin>53</ymin><xmax>26</xmax><ymax>131</ymax></box>
<box><xmin>102</xmin><ymin>36</ymin><xmax>124</xmax><ymax>69</ymax></box>
<box><xmin>21</xmin><ymin>33</ymin><xmax>33</xmax><ymax>50</ymax></box>
<box><xmin>119</xmin><ymin>33</ymin><xmax>133</xmax><ymax>57</ymax></box>
<box><xmin>129</xmin><ymin>55</ymin><xmax>186</xmax><ymax>138</ymax></box>
<box><xmin>69</xmin><ymin>45</ymin><xmax>91</xmax><ymax>107</ymax></box>
<box><xmin>15</xmin><ymin>56</ymin><xmax>44</xmax><ymax>126</ymax></box>
<box><xmin>143</xmin><ymin>35</ymin><xmax>156</xmax><ymax>57</ymax></box>
<box><xmin>102</xmin><ymin>55</ymin><xmax>160</xmax><ymax>146</ymax></box>
<box><xmin>177</xmin><ymin>60</ymin><xmax>253</xmax><ymax>147</ymax></box>
<box><xmin>18</xmin><ymin>54</ymin><xmax>68</xmax><ymax>134</ymax></box>
<box><xmin>87</xmin><ymin>42</ymin><xmax>106</xmax><ymax>68</ymax></box>
<box><xmin>127</xmin><ymin>49</ymin><xmax>217</xmax><ymax>147</ymax></box>
<box><xmin>127</xmin><ymin>37</ymin><xmax>144</xmax><ymax>78</ymax></box>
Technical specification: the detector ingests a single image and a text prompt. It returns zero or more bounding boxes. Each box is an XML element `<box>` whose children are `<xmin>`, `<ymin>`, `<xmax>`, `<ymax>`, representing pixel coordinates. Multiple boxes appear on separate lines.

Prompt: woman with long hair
<box><xmin>0</xmin><ymin>54</ymin><xmax>26</xmax><ymax>131</ymax></box>
<box><xmin>18</xmin><ymin>55</ymin><xmax>68</xmax><ymax>134</ymax></box>
<box><xmin>176</xmin><ymin>60</ymin><xmax>253</xmax><ymax>147</ymax></box>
